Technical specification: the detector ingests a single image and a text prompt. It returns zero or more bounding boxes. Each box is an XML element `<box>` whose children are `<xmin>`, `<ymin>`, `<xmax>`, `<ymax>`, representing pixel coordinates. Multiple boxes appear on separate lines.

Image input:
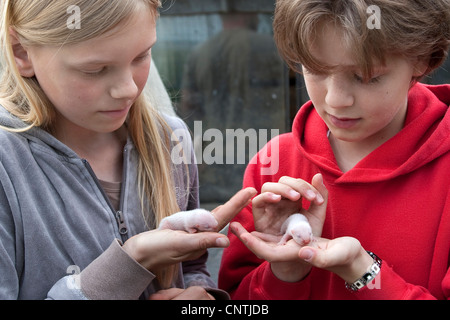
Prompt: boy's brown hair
<box><xmin>273</xmin><ymin>0</ymin><xmax>450</xmax><ymax>81</ymax></box>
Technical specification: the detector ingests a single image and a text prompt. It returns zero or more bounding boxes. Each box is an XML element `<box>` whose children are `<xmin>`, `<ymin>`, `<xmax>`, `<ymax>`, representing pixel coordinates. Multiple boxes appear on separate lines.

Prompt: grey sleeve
<box><xmin>47</xmin><ymin>240</ymin><xmax>155</xmax><ymax>300</ymax></box>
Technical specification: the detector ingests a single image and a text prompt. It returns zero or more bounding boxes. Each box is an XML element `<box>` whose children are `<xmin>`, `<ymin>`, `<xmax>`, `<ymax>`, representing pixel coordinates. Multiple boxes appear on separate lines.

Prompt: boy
<box><xmin>219</xmin><ymin>0</ymin><xmax>450</xmax><ymax>299</ymax></box>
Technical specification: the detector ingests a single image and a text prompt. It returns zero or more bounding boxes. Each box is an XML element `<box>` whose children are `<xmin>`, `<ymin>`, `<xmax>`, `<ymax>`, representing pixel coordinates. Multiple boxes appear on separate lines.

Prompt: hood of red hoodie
<box><xmin>293</xmin><ymin>83</ymin><xmax>450</xmax><ymax>184</ymax></box>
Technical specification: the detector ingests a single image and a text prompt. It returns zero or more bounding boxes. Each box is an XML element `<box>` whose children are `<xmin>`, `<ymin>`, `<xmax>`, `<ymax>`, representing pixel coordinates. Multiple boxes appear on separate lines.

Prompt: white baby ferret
<box><xmin>278</xmin><ymin>213</ymin><xmax>313</xmax><ymax>246</ymax></box>
<box><xmin>158</xmin><ymin>208</ymin><xmax>218</xmax><ymax>233</ymax></box>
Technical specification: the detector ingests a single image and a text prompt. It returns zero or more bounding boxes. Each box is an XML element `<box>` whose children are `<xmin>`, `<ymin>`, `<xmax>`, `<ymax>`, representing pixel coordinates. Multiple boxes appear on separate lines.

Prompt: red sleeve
<box><xmin>355</xmin><ymin>262</ymin><xmax>439</xmax><ymax>300</ymax></box>
<box><xmin>357</xmin><ymin>189</ymin><xmax>450</xmax><ymax>300</ymax></box>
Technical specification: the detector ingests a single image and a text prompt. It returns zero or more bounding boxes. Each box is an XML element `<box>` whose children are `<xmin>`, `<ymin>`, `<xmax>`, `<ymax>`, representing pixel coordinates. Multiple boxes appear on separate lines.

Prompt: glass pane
<box><xmin>153</xmin><ymin>2</ymin><xmax>288</xmax><ymax>203</ymax></box>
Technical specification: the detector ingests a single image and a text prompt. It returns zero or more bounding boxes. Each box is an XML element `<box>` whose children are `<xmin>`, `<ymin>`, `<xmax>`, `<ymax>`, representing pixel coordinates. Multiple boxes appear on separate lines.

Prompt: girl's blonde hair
<box><xmin>0</xmin><ymin>0</ymin><xmax>181</xmax><ymax>288</ymax></box>
<box><xmin>273</xmin><ymin>0</ymin><xmax>450</xmax><ymax>81</ymax></box>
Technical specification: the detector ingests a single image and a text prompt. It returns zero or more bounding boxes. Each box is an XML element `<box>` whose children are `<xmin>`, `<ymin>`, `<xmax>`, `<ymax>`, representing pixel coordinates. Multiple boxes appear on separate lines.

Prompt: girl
<box><xmin>0</xmin><ymin>0</ymin><xmax>254</xmax><ymax>300</ymax></box>
<box><xmin>219</xmin><ymin>0</ymin><xmax>450</xmax><ymax>299</ymax></box>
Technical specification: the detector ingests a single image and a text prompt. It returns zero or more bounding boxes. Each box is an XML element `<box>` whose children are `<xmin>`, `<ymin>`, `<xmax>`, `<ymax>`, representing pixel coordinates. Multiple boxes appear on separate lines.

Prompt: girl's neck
<box><xmin>52</xmin><ymin>121</ymin><xmax>127</xmax><ymax>182</ymax></box>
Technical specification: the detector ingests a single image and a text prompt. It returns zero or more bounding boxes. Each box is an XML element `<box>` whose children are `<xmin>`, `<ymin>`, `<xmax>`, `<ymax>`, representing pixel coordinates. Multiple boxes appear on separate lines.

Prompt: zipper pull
<box><xmin>115</xmin><ymin>210</ymin><xmax>128</xmax><ymax>237</ymax></box>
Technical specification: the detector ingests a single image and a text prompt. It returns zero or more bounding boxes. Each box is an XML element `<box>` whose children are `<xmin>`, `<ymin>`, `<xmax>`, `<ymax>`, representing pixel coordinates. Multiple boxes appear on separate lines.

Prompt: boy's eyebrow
<box><xmin>337</xmin><ymin>63</ymin><xmax>387</xmax><ymax>73</ymax></box>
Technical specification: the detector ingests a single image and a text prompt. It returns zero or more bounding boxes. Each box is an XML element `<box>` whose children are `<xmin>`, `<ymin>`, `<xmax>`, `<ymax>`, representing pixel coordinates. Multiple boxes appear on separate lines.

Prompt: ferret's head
<box><xmin>291</xmin><ymin>225</ymin><xmax>313</xmax><ymax>246</ymax></box>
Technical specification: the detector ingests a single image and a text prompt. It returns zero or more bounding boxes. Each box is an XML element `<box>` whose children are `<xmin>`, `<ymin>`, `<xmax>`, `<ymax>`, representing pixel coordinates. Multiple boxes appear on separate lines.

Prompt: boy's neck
<box><xmin>328</xmin><ymin>135</ymin><xmax>374</xmax><ymax>173</ymax></box>
<box><xmin>328</xmin><ymin>126</ymin><xmax>401</xmax><ymax>173</ymax></box>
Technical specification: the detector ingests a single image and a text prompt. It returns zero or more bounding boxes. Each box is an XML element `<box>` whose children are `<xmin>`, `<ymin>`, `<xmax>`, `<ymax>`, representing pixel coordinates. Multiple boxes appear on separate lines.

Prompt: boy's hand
<box><xmin>298</xmin><ymin>236</ymin><xmax>373</xmax><ymax>284</ymax></box>
<box><xmin>252</xmin><ymin>173</ymin><xmax>327</xmax><ymax>237</ymax></box>
<box><xmin>231</xmin><ymin>174</ymin><xmax>329</xmax><ymax>282</ymax></box>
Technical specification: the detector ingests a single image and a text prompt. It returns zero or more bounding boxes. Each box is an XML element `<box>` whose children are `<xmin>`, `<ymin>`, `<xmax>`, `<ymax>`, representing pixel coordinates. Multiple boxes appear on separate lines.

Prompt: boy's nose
<box><xmin>325</xmin><ymin>77</ymin><xmax>354</xmax><ymax>109</ymax></box>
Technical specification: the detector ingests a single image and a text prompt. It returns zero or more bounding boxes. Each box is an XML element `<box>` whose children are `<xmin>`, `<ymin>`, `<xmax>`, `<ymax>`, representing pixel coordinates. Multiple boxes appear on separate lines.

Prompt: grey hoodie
<box><xmin>0</xmin><ymin>106</ymin><xmax>218</xmax><ymax>300</ymax></box>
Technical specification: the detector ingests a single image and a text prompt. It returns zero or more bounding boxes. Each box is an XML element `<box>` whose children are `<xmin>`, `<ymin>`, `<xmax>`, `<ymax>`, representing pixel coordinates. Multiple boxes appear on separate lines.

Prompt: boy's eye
<box><xmin>354</xmin><ymin>74</ymin><xmax>381</xmax><ymax>84</ymax></box>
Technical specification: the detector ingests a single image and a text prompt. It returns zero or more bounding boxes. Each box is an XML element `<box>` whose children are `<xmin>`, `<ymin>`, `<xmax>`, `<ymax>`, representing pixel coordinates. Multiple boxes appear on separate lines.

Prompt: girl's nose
<box><xmin>110</xmin><ymin>71</ymin><xmax>139</xmax><ymax>100</ymax></box>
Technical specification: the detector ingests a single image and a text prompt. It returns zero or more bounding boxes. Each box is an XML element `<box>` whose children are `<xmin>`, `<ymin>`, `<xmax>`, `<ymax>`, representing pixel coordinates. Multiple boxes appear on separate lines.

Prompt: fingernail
<box><xmin>270</xmin><ymin>193</ymin><xmax>282</xmax><ymax>200</ymax></box>
<box><xmin>306</xmin><ymin>190</ymin><xmax>316</xmax><ymax>199</ymax></box>
<box><xmin>316</xmin><ymin>193</ymin><xmax>324</xmax><ymax>204</ymax></box>
<box><xmin>289</xmin><ymin>190</ymin><xmax>300</xmax><ymax>199</ymax></box>
<box><xmin>216</xmin><ymin>237</ymin><xmax>229</xmax><ymax>247</ymax></box>
<box><xmin>300</xmin><ymin>248</ymin><xmax>314</xmax><ymax>261</ymax></box>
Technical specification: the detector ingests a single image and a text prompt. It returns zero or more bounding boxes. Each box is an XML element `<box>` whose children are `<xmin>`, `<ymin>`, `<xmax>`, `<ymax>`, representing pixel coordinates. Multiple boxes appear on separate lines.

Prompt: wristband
<box><xmin>345</xmin><ymin>251</ymin><xmax>382</xmax><ymax>292</ymax></box>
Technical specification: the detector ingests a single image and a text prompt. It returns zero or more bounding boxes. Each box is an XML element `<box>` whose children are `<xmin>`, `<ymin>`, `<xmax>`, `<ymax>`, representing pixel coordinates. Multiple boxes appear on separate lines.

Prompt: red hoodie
<box><xmin>218</xmin><ymin>83</ymin><xmax>450</xmax><ymax>300</ymax></box>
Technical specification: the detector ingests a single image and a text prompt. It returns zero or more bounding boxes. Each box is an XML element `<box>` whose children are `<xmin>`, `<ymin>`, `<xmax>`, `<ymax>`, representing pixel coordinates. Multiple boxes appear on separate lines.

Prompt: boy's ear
<box><xmin>9</xmin><ymin>28</ymin><xmax>35</xmax><ymax>78</ymax></box>
<box><xmin>412</xmin><ymin>58</ymin><xmax>429</xmax><ymax>79</ymax></box>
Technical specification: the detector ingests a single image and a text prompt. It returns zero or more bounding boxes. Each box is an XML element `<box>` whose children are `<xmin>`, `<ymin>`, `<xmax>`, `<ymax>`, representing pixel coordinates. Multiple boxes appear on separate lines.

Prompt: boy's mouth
<box><xmin>328</xmin><ymin>114</ymin><xmax>361</xmax><ymax>129</ymax></box>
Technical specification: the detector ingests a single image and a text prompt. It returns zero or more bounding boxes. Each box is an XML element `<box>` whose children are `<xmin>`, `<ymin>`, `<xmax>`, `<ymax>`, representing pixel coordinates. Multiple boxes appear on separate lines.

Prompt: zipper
<box><xmin>82</xmin><ymin>158</ymin><xmax>129</xmax><ymax>243</ymax></box>
<box><xmin>115</xmin><ymin>210</ymin><xmax>128</xmax><ymax>238</ymax></box>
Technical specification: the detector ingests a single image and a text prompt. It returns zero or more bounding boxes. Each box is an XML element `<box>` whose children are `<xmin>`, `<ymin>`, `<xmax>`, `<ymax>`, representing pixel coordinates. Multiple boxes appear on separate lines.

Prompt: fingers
<box><xmin>261</xmin><ymin>174</ymin><xmax>325</xmax><ymax>206</ymax></box>
<box><xmin>149</xmin><ymin>287</ymin><xmax>214</xmax><ymax>300</ymax></box>
<box><xmin>149</xmin><ymin>288</ymin><xmax>184</xmax><ymax>300</ymax></box>
<box><xmin>171</xmin><ymin>286</ymin><xmax>215</xmax><ymax>300</ymax></box>
<box><xmin>251</xmin><ymin>191</ymin><xmax>282</xmax><ymax>211</ymax></box>
<box><xmin>123</xmin><ymin>229</ymin><xmax>231</xmax><ymax>271</ymax></box>
<box><xmin>311</xmin><ymin>173</ymin><xmax>328</xmax><ymax>206</ymax></box>
<box><xmin>257</xmin><ymin>182</ymin><xmax>300</xmax><ymax>206</ymax></box>
<box><xmin>230</xmin><ymin>222</ymin><xmax>301</xmax><ymax>262</ymax></box>
<box><xmin>297</xmin><ymin>237</ymin><xmax>368</xmax><ymax>283</ymax></box>
<box><xmin>212</xmin><ymin>187</ymin><xmax>257</xmax><ymax>230</ymax></box>
<box><xmin>184</xmin><ymin>231</ymin><xmax>230</xmax><ymax>251</ymax></box>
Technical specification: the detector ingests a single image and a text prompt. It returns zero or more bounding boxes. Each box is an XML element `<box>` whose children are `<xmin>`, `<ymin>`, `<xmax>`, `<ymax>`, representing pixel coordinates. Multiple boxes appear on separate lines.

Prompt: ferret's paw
<box><xmin>277</xmin><ymin>233</ymin><xmax>292</xmax><ymax>245</ymax></box>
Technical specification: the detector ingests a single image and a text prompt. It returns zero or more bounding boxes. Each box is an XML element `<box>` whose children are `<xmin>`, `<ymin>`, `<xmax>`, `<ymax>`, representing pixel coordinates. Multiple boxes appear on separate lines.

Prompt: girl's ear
<box><xmin>9</xmin><ymin>28</ymin><xmax>35</xmax><ymax>78</ymax></box>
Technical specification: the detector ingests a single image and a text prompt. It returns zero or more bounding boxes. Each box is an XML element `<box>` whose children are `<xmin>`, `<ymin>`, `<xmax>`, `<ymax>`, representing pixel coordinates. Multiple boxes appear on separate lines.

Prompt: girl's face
<box><xmin>302</xmin><ymin>22</ymin><xmax>425</xmax><ymax>149</ymax></box>
<box><xmin>24</xmin><ymin>6</ymin><xmax>157</xmax><ymax>136</ymax></box>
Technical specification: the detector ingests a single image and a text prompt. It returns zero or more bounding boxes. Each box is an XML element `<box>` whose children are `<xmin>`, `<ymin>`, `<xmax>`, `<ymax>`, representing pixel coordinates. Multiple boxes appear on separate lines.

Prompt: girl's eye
<box><xmin>135</xmin><ymin>51</ymin><xmax>151</xmax><ymax>62</ymax></box>
<box><xmin>82</xmin><ymin>67</ymin><xmax>106</xmax><ymax>77</ymax></box>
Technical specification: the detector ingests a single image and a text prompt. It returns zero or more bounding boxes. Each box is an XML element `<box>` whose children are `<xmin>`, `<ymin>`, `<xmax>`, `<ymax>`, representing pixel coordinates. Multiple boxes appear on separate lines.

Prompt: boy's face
<box><xmin>302</xmin><ymin>22</ymin><xmax>424</xmax><ymax>148</ymax></box>
<box><xmin>24</xmin><ymin>6</ymin><xmax>157</xmax><ymax>137</ymax></box>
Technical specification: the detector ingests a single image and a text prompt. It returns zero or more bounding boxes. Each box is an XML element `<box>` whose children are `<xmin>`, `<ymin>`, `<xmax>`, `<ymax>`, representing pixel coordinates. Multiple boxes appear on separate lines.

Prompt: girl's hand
<box><xmin>123</xmin><ymin>228</ymin><xmax>229</xmax><ymax>272</ymax></box>
<box><xmin>122</xmin><ymin>187</ymin><xmax>257</xmax><ymax>273</ymax></box>
<box><xmin>211</xmin><ymin>187</ymin><xmax>257</xmax><ymax>231</ymax></box>
<box><xmin>149</xmin><ymin>286</ymin><xmax>215</xmax><ymax>300</ymax></box>
<box><xmin>231</xmin><ymin>174</ymin><xmax>328</xmax><ymax>282</ymax></box>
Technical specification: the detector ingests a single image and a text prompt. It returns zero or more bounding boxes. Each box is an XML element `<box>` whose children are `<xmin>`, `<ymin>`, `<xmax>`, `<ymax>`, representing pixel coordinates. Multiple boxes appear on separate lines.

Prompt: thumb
<box><xmin>311</xmin><ymin>173</ymin><xmax>328</xmax><ymax>207</ymax></box>
<box><xmin>189</xmin><ymin>232</ymin><xmax>230</xmax><ymax>251</ymax></box>
<box><xmin>298</xmin><ymin>247</ymin><xmax>316</xmax><ymax>263</ymax></box>
<box><xmin>298</xmin><ymin>246</ymin><xmax>329</xmax><ymax>268</ymax></box>
<box><xmin>304</xmin><ymin>174</ymin><xmax>328</xmax><ymax>236</ymax></box>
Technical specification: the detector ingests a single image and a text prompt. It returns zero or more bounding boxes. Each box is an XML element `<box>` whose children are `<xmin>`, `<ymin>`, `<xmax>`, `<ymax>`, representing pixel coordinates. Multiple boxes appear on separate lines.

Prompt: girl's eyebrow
<box><xmin>75</xmin><ymin>41</ymin><xmax>156</xmax><ymax>66</ymax></box>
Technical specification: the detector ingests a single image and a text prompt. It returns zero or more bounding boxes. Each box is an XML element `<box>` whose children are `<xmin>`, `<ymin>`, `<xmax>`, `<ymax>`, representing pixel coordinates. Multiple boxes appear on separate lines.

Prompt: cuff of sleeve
<box><xmin>354</xmin><ymin>261</ymin><xmax>408</xmax><ymax>300</ymax></box>
<box><xmin>257</xmin><ymin>262</ymin><xmax>311</xmax><ymax>300</ymax></box>
<box><xmin>80</xmin><ymin>239</ymin><xmax>155</xmax><ymax>300</ymax></box>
